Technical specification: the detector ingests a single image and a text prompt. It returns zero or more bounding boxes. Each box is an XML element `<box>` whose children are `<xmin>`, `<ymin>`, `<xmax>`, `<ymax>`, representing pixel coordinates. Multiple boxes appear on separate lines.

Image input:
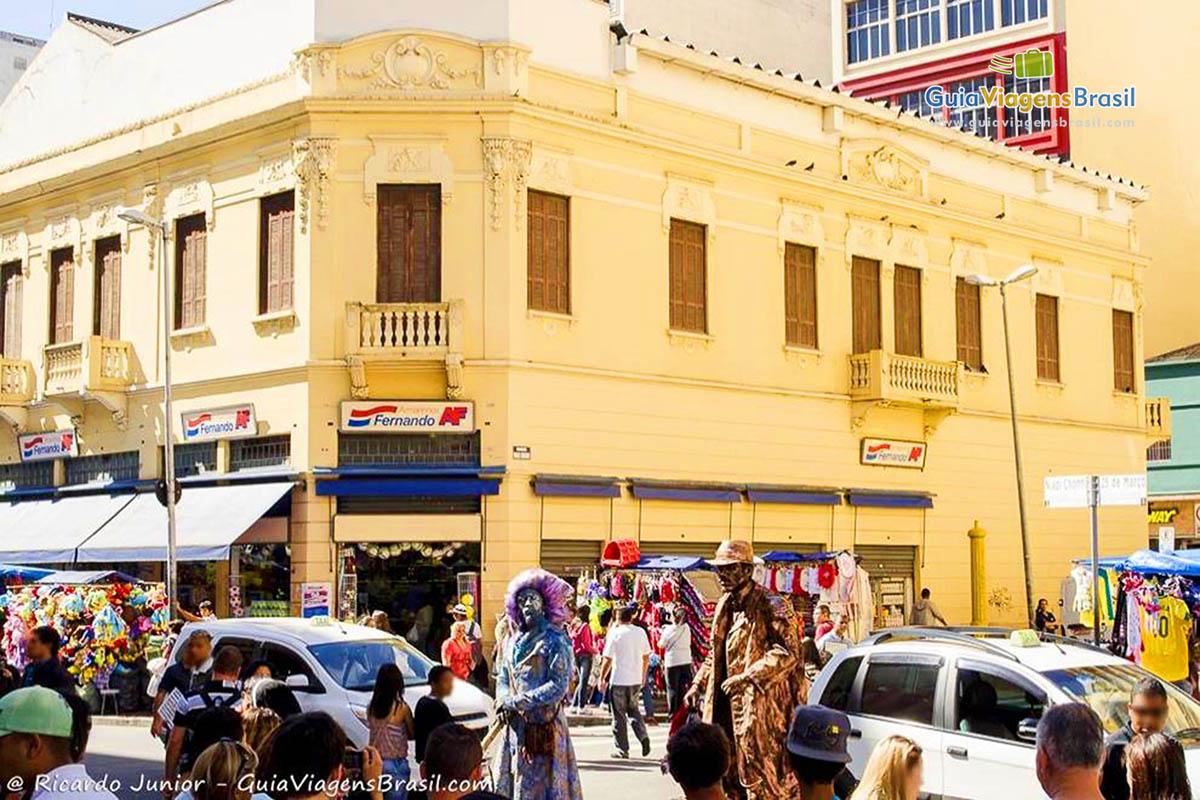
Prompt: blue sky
<box><xmin>1</xmin><ymin>0</ymin><xmax>214</xmax><ymax>40</ymax></box>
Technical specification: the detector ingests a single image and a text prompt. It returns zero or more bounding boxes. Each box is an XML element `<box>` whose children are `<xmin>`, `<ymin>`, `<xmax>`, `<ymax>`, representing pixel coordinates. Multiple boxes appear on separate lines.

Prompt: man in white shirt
<box><xmin>659</xmin><ymin>607</ymin><xmax>694</xmax><ymax>716</ymax></box>
<box><xmin>600</xmin><ymin>606</ymin><xmax>652</xmax><ymax>759</ymax></box>
<box><xmin>0</xmin><ymin>686</ymin><xmax>117</xmax><ymax>800</ymax></box>
<box><xmin>816</xmin><ymin>613</ymin><xmax>852</xmax><ymax>663</ymax></box>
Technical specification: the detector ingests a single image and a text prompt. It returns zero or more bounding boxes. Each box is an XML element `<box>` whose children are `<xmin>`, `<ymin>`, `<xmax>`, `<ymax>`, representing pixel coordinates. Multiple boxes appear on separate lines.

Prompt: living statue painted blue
<box><xmin>495</xmin><ymin>568</ymin><xmax>583</xmax><ymax>800</ymax></box>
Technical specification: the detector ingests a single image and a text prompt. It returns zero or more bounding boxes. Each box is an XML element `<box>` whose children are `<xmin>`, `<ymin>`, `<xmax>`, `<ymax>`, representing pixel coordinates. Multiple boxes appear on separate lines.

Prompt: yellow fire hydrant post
<box><xmin>968</xmin><ymin>520</ymin><xmax>988</xmax><ymax>626</ymax></box>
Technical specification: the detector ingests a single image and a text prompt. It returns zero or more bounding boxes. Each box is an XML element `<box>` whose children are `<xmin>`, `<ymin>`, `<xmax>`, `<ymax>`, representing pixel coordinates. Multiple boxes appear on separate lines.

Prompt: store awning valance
<box><xmin>532</xmin><ymin>474</ymin><xmax>621</xmax><ymax>498</ymax></box>
<box><xmin>75</xmin><ymin>481</ymin><xmax>295</xmax><ymax>563</ymax></box>
<box><xmin>629</xmin><ymin>478</ymin><xmax>743</xmax><ymax>503</ymax></box>
<box><xmin>746</xmin><ymin>484</ymin><xmax>842</xmax><ymax>505</ymax></box>
<box><xmin>313</xmin><ymin>465</ymin><xmax>504</xmax><ymax>498</ymax></box>
<box><xmin>846</xmin><ymin>489</ymin><xmax>934</xmax><ymax>509</ymax></box>
<box><xmin>0</xmin><ymin>494</ymin><xmax>136</xmax><ymax>564</ymax></box>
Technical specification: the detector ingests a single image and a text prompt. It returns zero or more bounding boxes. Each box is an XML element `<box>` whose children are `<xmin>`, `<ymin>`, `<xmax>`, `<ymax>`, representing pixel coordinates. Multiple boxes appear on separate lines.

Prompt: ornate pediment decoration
<box><xmin>950</xmin><ymin>239</ymin><xmax>987</xmax><ymax>282</ymax></box>
<box><xmin>842</xmin><ymin>139</ymin><xmax>929</xmax><ymax>200</ymax></box>
<box><xmin>294</xmin><ymin>137</ymin><xmax>337</xmax><ymax>234</ymax></box>
<box><xmin>258</xmin><ymin>149</ymin><xmax>295</xmax><ymax>192</ymax></box>
<box><xmin>889</xmin><ymin>226</ymin><xmax>929</xmax><ymax>269</ymax></box>
<box><xmin>165</xmin><ymin>175</ymin><xmax>216</xmax><ymax>232</ymax></box>
<box><xmin>0</xmin><ymin>225</ymin><xmax>29</xmax><ymax>277</ymax></box>
<box><xmin>662</xmin><ymin>174</ymin><xmax>716</xmax><ymax>241</ymax></box>
<box><xmin>84</xmin><ymin>196</ymin><xmax>132</xmax><ymax>265</ymax></box>
<box><xmin>777</xmin><ymin>200</ymin><xmax>824</xmax><ymax>254</ymax></box>
<box><xmin>43</xmin><ymin>211</ymin><xmax>83</xmax><ymax>270</ymax></box>
<box><xmin>844</xmin><ymin>216</ymin><xmax>888</xmax><ymax>264</ymax></box>
<box><xmin>362</xmin><ymin>137</ymin><xmax>454</xmax><ymax>209</ymax></box>
<box><xmin>1112</xmin><ymin>276</ymin><xmax>1136</xmax><ymax>313</ymax></box>
<box><xmin>338</xmin><ymin>35</ymin><xmax>483</xmax><ymax>92</ymax></box>
<box><xmin>529</xmin><ymin>146</ymin><xmax>572</xmax><ymax>195</ymax></box>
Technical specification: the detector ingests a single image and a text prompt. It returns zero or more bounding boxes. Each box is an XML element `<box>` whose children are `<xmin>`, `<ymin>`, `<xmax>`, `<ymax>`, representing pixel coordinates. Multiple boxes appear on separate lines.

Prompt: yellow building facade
<box><xmin>0</xmin><ymin>1</ymin><xmax>1160</xmax><ymax>633</ymax></box>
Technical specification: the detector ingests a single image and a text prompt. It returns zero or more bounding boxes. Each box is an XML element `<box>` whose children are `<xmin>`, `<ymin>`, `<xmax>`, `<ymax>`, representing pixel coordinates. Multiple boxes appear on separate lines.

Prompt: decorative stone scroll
<box><xmin>481</xmin><ymin>137</ymin><xmax>532</xmax><ymax>231</ymax></box>
<box><xmin>363</xmin><ymin>137</ymin><xmax>455</xmax><ymax>209</ymax></box>
<box><xmin>164</xmin><ymin>175</ymin><xmax>216</xmax><ymax>231</ymax></box>
<box><xmin>844</xmin><ymin>216</ymin><xmax>888</xmax><ymax>265</ymax></box>
<box><xmin>662</xmin><ymin>174</ymin><xmax>716</xmax><ymax>241</ymax></box>
<box><xmin>338</xmin><ymin>35</ymin><xmax>483</xmax><ymax>92</ymax></box>
<box><xmin>777</xmin><ymin>201</ymin><xmax>824</xmax><ymax>254</ymax></box>
<box><xmin>0</xmin><ymin>225</ymin><xmax>29</xmax><ymax>277</ymax></box>
<box><xmin>294</xmin><ymin>137</ymin><xmax>337</xmax><ymax>234</ymax></box>
<box><xmin>842</xmin><ymin>139</ymin><xmax>929</xmax><ymax>200</ymax></box>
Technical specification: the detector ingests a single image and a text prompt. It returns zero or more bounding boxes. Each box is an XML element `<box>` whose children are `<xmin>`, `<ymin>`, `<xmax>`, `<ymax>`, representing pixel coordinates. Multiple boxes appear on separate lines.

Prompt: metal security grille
<box><xmin>854</xmin><ymin>544</ymin><xmax>918</xmax><ymax>582</ymax></box>
<box><xmin>336</xmin><ymin>495</ymin><xmax>480</xmax><ymax>515</ymax></box>
<box><xmin>0</xmin><ymin>460</ymin><xmax>52</xmax><ymax>491</ymax></box>
<box><xmin>173</xmin><ymin>442</ymin><xmax>217</xmax><ymax>478</ymax></box>
<box><xmin>337</xmin><ymin>433</ymin><xmax>480</xmax><ymax>467</ymax></box>
<box><xmin>65</xmin><ymin>451</ymin><xmax>139</xmax><ymax>486</ymax></box>
<box><xmin>540</xmin><ymin>540</ymin><xmax>602</xmax><ymax>579</ymax></box>
<box><xmin>230</xmin><ymin>435</ymin><xmax>291</xmax><ymax>471</ymax></box>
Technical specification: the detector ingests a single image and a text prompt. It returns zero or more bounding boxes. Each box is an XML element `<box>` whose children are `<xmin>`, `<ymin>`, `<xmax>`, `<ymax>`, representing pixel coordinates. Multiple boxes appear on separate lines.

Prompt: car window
<box><xmin>263</xmin><ymin>644</ymin><xmax>319</xmax><ymax>687</ymax></box>
<box><xmin>1045</xmin><ymin>663</ymin><xmax>1200</xmax><ymax>744</ymax></box>
<box><xmin>309</xmin><ymin>638</ymin><xmax>434</xmax><ymax>691</ymax></box>
<box><xmin>215</xmin><ymin>636</ymin><xmax>259</xmax><ymax>669</ymax></box>
<box><xmin>821</xmin><ymin>656</ymin><xmax>863</xmax><ymax>712</ymax></box>
<box><xmin>955</xmin><ymin>663</ymin><xmax>1046</xmax><ymax>741</ymax></box>
<box><xmin>860</xmin><ymin>659</ymin><xmax>940</xmax><ymax>725</ymax></box>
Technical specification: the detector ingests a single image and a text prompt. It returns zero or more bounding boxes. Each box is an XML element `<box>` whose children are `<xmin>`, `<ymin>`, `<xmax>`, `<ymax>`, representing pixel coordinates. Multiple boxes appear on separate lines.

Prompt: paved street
<box><xmin>84</xmin><ymin>720</ymin><xmax>678</xmax><ymax>798</ymax></box>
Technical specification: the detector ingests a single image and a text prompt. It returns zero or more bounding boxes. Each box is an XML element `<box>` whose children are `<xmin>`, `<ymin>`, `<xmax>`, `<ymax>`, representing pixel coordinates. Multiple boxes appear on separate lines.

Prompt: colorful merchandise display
<box><xmin>756</xmin><ymin>550</ymin><xmax>873</xmax><ymax>642</ymax></box>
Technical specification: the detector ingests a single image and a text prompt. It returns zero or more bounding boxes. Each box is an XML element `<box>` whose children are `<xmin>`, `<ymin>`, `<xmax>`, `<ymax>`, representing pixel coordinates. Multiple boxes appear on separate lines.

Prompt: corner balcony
<box><xmin>0</xmin><ymin>358</ymin><xmax>35</xmax><ymax>428</ymax></box>
<box><xmin>849</xmin><ymin>350</ymin><xmax>961</xmax><ymax>433</ymax></box>
<box><xmin>1145</xmin><ymin>396</ymin><xmax>1172</xmax><ymax>443</ymax></box>
<box><xmin>43</xmin><ymin>336</ymin><xmax>135</xmax><ymax>427</ymax></box>
<box><xmin>344</xmin><ymin>300</ymin><xmax>465</xmax><ymax>399</ymax></box>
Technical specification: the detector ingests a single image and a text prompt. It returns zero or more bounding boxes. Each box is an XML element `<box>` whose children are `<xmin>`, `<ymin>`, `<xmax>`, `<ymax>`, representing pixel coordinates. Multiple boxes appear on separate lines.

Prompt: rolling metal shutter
<box><xmin>539</xmin><ymin>539</ymin><xmax>602</xmax><ymax>579</ymax></box>
<box><xmin>853</xmin><ymin>544</ymin><xmax>918</xmax><ymax>581</ymax></box>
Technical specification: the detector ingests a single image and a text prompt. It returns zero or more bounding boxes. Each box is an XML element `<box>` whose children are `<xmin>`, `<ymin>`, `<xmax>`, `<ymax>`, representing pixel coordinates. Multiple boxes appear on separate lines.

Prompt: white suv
<box><xmin>808</xmin><ymin>627</ymin><xmax>1200</xmax><ymax>800</ymax></box>
<box><xmin>166</xmin><ymin>618</ymin><xmax>493</xmax><ymax>759</ymax></box>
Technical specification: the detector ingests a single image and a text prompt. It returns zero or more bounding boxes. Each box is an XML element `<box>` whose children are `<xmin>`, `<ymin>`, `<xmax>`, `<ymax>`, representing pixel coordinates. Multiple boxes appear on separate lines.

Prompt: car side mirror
<box><xmin>284</xmin><ymin>673</ymin><xmax>312</xmax><ymax>691</ymax></box>
<box><xmin>1017</xmin><ymin>718</ymin><xmax>1039</xmax><ymax>743</ymax></box>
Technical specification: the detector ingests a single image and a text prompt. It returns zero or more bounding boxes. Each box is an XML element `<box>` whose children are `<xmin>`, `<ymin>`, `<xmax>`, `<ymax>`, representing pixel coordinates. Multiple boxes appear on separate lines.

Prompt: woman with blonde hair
<box><xmin>241</xmin><ymin>706</ymin><xmax>282</xmax><ymax>762</ymax></box>
<box><xmin>190</xmin><ymin>739</ymin><xmax>259</xmax><ymax>800</ymax></box>
<box><xmin>848</xmin><ymin>735</ymin><xmax>924</xmax><ymax>800</ymax></box>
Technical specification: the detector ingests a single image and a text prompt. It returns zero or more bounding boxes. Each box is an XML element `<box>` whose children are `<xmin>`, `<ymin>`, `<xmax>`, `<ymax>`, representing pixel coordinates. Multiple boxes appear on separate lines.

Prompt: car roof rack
<box><xmin>863</xmin><ymin>626</ymin><xmax>1021</xmax><ymax>663</ymax></box>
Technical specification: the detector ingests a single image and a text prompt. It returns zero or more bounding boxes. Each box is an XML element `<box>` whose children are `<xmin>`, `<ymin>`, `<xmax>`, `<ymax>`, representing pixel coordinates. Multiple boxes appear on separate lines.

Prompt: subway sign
<box><xmin>18</xmin><ymin>429</ymin><xmax>78</xmax><ymax>462</ymax></box>
<box><xmin>340</xmin><ymin>401</ymin><xmax>475</xmax><ymax>433</ymax></box>
<box><xmin>180</xmin><ymin>404</ymin><xmax>257</xmax><ymax>442</ymax></box>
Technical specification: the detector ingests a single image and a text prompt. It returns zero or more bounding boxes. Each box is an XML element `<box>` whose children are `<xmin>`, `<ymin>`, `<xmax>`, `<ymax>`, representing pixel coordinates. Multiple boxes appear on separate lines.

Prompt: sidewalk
<box><xmin>93</xmin><ymin>714</ymin><xmax>151</xmax><ymax>727</ymax></box>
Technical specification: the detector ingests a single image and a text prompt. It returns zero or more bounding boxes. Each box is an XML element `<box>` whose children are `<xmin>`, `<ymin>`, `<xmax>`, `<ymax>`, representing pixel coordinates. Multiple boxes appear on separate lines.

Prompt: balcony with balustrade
<box><xmin>849</xmin><ymin>350</ymin><xmax>962</xmax><ymax>432</ymax></box>
<box><xmin>42</xmin><ymin>336</ymin><xmax>135</xmax><ymax>427</ymax></box>
<box><xmin>344</xmin><ymin>300</ymin><xmax>465</xmax><ymax>399</ymax></box>
<box><xmin>0</xmin><ymin>357</ymin><xmax>35</xmax><ymax>428</ymax></box>
<box><xmin>1145</xmin><ymin>396</ymin><xmax>1172</xmax><ymax>443</ymax></box>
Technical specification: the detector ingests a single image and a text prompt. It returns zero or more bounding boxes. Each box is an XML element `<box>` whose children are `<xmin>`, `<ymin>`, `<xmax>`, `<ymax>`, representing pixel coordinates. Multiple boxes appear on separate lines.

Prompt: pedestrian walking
<box><xmin>910</xmin><ymin>588</ymin><xmax>948</xmax><ymax>626</ymax></box>
<box><xmin>641</xmin><ymin>650</ymin><xmax>661</xmax><ymax>724</ymax></box>
<box><xmin>0</xmin><ymin>686</ymin><xmax>117</xmax><ymax>799</ymax></box>
<box><xmin>1036</xmin><ymin>703</ymin><xmax>1105</xmax><ymax>800</ymax></box>
<box><xmin>569</xmin><ymin>606</ymin><xmax>596</xmax><ymax>711</ymax></box>
<box><xmin>785</xmin><ymin>705</ymin><xmax>852</xmax><ymax>800</ymax></box>
<box><xmin>442</xmin><ymin>622</ymin><xmax>475</xmax><ymax>681</ymax></box>
<box><xmin>600</xmin><ymin>605</ymin><xmax>652</xmax><ymax>759</ymax></box>
<box><xmin>816</xmin><ymin>614</ymin><xmax>852</xmax><ymax>661</ymax></box>
<box><xmin>813</xmin><ymin>605</ymin><xmax>834</xmax><ymax>640</ymax></box>
<box><xmin>368</xmin><ymin>663</ymin><xmax>415</xmax><ymax>800</ymax></box>
<box><xmin>20</xmin><ymin>626</ymin><xmax>75</xmax><ymax>695</ymax></box>
<box><xmin>257</xmin><ymin>711</ymin><xmax>385</xmax><ymax>800</ymax></box>
<box><xmin>1125</xmin><ymin>732</ymin><xmax>1191</xmax><ymax>800</ymax></box>
<box><xmin>1101</xmin><ymin>677</ymin><xmax>1169</xmax><ymax>800</ymax></box>
<box><xmin>451</xmin><ymin>604</ymin><xmax>487</xmax><ymax>687</ymax></box>
<box><xmin>660</xmin><ymin>607</ymin><xmax>694</xmax><ymax>716</ymax></box>
<box><xmin>665</xmin><ymin>720</ymin><xmax>732</xmax><ymax>800</ymax></box>
<box><xmin>415</xmin><ymin>666</ymin><xmax>455</xmax><ymax>765</ymax></box>
<box><xmin>848</xmin><ymin>735</ymin><xmax>923</xmax><ymax>800</ymax></box>
<box><xmin>153</xmin><ymin>629</ymin><xmax>213</xmax><ymax>741</ymax></box>
<box><xmin>165</xmin><ymin>645</ymin><xmax>244</xmax><ymax>788</ymax></box>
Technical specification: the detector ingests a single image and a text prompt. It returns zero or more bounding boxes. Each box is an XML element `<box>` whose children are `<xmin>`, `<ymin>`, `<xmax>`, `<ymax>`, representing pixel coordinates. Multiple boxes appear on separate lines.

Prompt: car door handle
<box><xmin>849</xmin><ymin>729</ymin><xmax>863</xmax><ymax>740</ymax></box>
<box><xmin>946</xmin><ymin>746</ymin><xmax>969</xmax><ymax>759</ymax></box>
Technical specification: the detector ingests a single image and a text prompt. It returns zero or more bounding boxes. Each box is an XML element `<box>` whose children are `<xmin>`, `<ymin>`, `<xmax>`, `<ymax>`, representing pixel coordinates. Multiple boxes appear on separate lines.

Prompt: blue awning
<box><xmin>629</xmin><ymin>478</ymin><xmax>742</xmax><ymax>503</ymax></box>
<box><xmin>746</xmin><ymin>484</ymin><xmax>842</xmax><ymax>505</ymax></box>
<box><xmin>37</xmin><ymin>569</ymin><xmax>139</xmax><ymax>585</ymax></box>
<box><xmin>0</xmin><ymin>564</ymin><xmax>54</xmax><ymax>581</ymax></box>
<box><xmin>760</xmin><ymin>550</ymin><xmax>843</xmax><ymax>563</ymax></box>
<box><xmin>846</xmin><ymin>489</ymin><xmax>934</xmax><ymax>509</ymax></box>
<box><xmin>1109</xmin><ymin>549</ymin><xmax>1200</xmax><ymax>578</ymax></box>
<box><xmin>316</xmin><ymin>478</ymin><xmax>501</xmax><ymax>497</ymax></box>
<box><xmin>532</xmin><ymin>474</ymin><xmax>621</xmax><ymax>498</ymax></box>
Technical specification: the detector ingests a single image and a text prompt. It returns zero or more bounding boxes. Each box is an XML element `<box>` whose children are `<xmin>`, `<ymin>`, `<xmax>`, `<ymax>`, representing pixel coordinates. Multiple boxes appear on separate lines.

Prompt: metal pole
<box><xmin>1000</xmin><ymin>283</ymin><xmax>1036</xmax><ymax>627</ymax></box>
<box><xmin>161</xmin><ymin>225</ymin><xmax>179</xmax><ymax>619</ymax></box>
<box><xmin>1090</xmin><ymin>475</ymin><xmax>1101</xmax><ymax>646</ymax></box>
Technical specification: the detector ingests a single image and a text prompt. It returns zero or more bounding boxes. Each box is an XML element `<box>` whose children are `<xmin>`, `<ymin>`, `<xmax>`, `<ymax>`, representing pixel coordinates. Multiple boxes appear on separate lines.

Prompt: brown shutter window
<box><xmin>48</xmin><ymin>247</ymin><xmax>74</xmax><ymax>345</ymax></box>
<box><xmin>893</xmin><ymin>265</ymin><xmax>923</xmax><ymax>357</ymax></box>
<box><xmin>1035</xmin><ymin>293</ymin><xmax>1060</xmax><ymax>382</ymax></box>
<box><xmin>955</xmin><ymin>277</ymin><xmax>983</xmax><ymax>370</ymax></box>
<box><xmin>784</xmin><ymin>243</ymin><xmax>818</xmax><ymax>348</ymax></box>
<box><xmin>669</xmin><ymin>219</ymin><xmax>707</xmax><ymax>333</ymax></box>
<box><xmin>527</xmin><ymin>190</ymin><xmax>570</xmax><ymax>314</ymax></box>
<box><xmin>259</xmin><ymin>191</ymin><xmax>295</xmax><ymax>314</ymax></box>
<box><xmin>1112</xmin><ymin>309</ymin><xmax>1135</xmax><ymax>393</ymax></box>
<box><xmin>377</xmin><ymin>185</ymin><xmax>441</xmax><ymax>303</ymax></box>
<box><xmin>174</xmin><ymin>214</ymin><xmax>207</xmax><ymax>329</ymax></box>
<box><xmin>0</xmin><ymin>262</ymin><xmax>21</xmax><ymax>359</ymax></box>
<box><xmin>851</xmin><ymin>256</ymin><xmax>882</xmax><ymax>354</ymax></box>
<box><xmin>93</xmin><ymin>236</ymin><xmax>122</xmax><ymax>339</ymax></box>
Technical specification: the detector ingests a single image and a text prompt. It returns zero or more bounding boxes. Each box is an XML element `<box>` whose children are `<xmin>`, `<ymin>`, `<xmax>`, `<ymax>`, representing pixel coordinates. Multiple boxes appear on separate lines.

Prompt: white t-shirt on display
<box><xmin>603</xmin><ymin>624</ymin><xmax>651</xmax><ymax>687</ymax></box>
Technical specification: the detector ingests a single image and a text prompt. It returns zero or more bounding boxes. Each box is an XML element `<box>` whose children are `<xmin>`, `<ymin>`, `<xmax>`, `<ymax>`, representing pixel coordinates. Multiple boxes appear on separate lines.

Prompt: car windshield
<box><xmin>308</xmin><ymin>638</ymin><xmax>433</xmax><ymax>691</ymax></box>
<box><xmin>1043</xmin><ymin>663</ymin><xmax>1200</xmax><ymax>744</ymax></box>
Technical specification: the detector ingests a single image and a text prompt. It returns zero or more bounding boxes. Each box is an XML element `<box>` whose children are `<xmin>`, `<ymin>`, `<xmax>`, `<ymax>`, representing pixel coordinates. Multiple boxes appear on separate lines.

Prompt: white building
<box><xmin>0</xmin><ymin>30</ymin><xmax>44</xmax><ymax>103</ymax></box>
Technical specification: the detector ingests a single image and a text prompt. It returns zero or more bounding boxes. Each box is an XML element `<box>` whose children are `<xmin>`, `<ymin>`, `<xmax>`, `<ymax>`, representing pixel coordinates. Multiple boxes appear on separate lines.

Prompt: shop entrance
<box><xmin>855</xmin><ymin>544</ymin><xmax>917</xmax><ymax>628</ymax></box>
<box><xmin>343</xmin><ymin>542</ymin><xmax>481</xmax><ymax>659</ymax></box>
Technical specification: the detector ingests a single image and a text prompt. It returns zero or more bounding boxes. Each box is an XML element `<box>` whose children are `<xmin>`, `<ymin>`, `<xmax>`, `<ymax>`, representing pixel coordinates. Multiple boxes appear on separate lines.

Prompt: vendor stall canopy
<box><xmin>1091</xmin><ymin>549</ymin><xmax>1200</xmax><ymax>578</ymax></box>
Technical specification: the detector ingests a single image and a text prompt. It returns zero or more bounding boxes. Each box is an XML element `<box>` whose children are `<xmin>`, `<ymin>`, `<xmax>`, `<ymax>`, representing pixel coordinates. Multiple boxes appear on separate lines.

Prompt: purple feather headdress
<box><xmin>505</xmin><ymin>568</ymin><xmax>573</xmax><ymax>628</ymax></box>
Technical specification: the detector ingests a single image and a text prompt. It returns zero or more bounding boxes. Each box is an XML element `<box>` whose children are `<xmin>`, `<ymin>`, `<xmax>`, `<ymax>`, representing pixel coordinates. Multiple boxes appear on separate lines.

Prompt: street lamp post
<box><xmin>117</xmin><ymin>208</ymin><xmax>178</xmax><ymax>620</ymax></box>
<box><xmin>967</xmin><ymin>264</ymin><xmax>1038</xmax><ymax>627</ymax></box>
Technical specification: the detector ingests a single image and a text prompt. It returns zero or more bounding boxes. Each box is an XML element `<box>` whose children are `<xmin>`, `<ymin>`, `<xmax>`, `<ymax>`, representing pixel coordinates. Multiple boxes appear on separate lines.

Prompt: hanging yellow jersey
<box><xmin>1140</xmin><ymin>597</ymin><xmax>1192</xmax><ymax>683</ymax></box>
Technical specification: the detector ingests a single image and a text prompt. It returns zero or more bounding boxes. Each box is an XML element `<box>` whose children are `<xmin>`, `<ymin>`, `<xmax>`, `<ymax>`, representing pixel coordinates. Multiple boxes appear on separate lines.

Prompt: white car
<box><xmin>808</xmin><ymin>627</ymin><xmax>1200</xmax><ymax>800</ymax></box>
<box><xmin>166</xmin><ymin>618</ymin><xmax>494</xmax><ymax>759</ymax></box>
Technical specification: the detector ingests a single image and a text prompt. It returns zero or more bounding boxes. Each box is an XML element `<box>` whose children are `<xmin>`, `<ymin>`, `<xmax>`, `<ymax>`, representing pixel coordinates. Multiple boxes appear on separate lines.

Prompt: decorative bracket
<box><xmin>87</xmin><ymin>390</ymin><xmax>128</xmax><ymax>431</ymax></box>
<box><xmin>346</xmin><ymin>356</ymin><xmax>368</xmax><ymax>399</ymax></box>
<box><xmin>295</xmin><ymin>137</ymin><xmax>337</xmax><ymax>234</ymax></box>
<box><xmin>445</xmin><ymin>352</ymin><xmax>464</xmax><ymax>400</ymax></box>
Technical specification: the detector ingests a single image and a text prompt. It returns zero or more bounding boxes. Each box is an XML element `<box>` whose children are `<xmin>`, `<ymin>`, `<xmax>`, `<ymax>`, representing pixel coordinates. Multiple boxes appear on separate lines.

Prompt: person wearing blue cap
<box><xmin>0</xmin><ymin>686</ymin><xmax>117</xmax><ymax>799</ymax></box>
<box><xmin>786</xmin><ymin>705</ymin><xmax>853</xmax><ymax>800</ymax></box>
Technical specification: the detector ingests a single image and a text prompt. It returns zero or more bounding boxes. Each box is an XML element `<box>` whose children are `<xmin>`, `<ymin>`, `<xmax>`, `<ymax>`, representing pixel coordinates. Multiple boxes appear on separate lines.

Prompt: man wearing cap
<box><xmin>684</xmin><ymin>540</ymin><xmax>803</xmax><ymax>800</ymax></box>
<box><xmin>786</xmin><ymin>705</ymin><xmax>853</xmax><ymax>800</ymax></box>
<box><xmin>0</xmin><ymin>686</ymin><xmax>117</xmax><ymax>799</ymax></box>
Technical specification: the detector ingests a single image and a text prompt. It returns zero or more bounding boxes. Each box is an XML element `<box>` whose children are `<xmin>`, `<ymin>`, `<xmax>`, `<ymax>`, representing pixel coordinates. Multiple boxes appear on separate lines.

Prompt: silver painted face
<box><xmin>516</xmin><ymin>587</ymin><xmax>546</xmax><ymax>627</ymax></box>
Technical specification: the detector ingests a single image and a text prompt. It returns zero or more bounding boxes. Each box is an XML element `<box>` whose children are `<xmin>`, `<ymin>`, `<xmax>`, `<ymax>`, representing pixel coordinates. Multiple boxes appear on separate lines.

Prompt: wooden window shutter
<box><xmin>49</xmin><ymin>247</ymin><xmax>74</xmax><ymax>345</ymax></box>
<box><xmin>784</xmin><ymin>243</ymin><xmax>817</xmax><ymax>348</ymax></box>
<box><xmin>175</xmin><ymin>214</ymin><xmax>207</xmax><ymax>329</ymax></box>
<box><xmin>851</xmin><ymin>256</ymin><xmax>881</xmax><ymax>354</ymax></box>
<box><xmin>527</xmin><ymin>190</ymin><xmax>570</xmax><ymax>314</ymax></box>
<box><xmin>955</xmin><ymin>277</ymin><xmax>982</xmax><ymax>370</ymax></box>
<box><xmin>376</xmin><ymin>185</ymin><xmax>441</xmax><ymax>303</ymax></box>
<box><xmin>1112</xmin><ymin>309</ymin><xmax>1135</xmax><ymax>393</ymax></box>
<box><xmin>93</xmin><ymin>236</ymin><xmax>122</xmax><ymax>339</ymax></box>
<box><xmin>1035</xmin><ymin>294</ymin><xmax>1060</xmax><ymax>381</ymax></box>
<box><xmin>893</xmin><ymin>265</ymin><xmax>923</xmax><ymax>357</ymax></box>
<box><xmin>260</xmin><ymin>192</ymin><xmax>295</xmax><ymax>314</ymax></box>
<box><xmin>0</xmin><ymin>262</ymin><xmax>21</xmax><ymax>359</ymax></box>
<box><xmin>669</xmin><ymin>219</ymin><xmax>706</xmax><ymax>333</ymax></box>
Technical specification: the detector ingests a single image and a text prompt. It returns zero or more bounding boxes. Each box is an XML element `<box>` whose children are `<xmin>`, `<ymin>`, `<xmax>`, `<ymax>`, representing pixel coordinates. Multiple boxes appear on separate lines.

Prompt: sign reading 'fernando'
<box><xmin>340</xmin><ymin>401</ymin><xmax>475</xmax><ymax>433</ymax></box>
<box><xmin>180</xmin><ymin>404</ymin><xmax>258</xmax><ymax>442</ymax></box>
<box><xmin>860</xmin><ymin>438</ymin><xmax>927</xmax><ymax>469</ymax></box>
<box><xmin>18</xmin><ymin>429</ymin><xmax>78</xmax><ymax>462</ymax></box>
